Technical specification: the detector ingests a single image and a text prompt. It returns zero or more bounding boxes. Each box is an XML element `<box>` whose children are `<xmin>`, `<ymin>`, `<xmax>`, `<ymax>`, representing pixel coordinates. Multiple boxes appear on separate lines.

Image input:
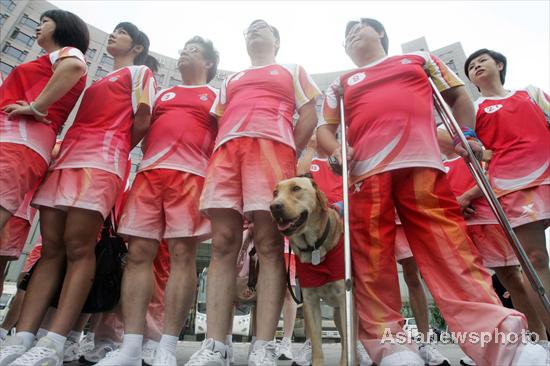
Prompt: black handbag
<box><xmin>81</xmin><ymin>214</ymin><xmax>127</xmax><ymax>313</ymax></box>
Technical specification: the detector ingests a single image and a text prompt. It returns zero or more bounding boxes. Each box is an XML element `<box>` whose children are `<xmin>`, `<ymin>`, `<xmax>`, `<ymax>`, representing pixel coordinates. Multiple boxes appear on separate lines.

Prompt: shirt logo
<box><xmin>161</xmin><ymin>92</ymin><xmax>176</xmax><ymax>102</ymax></box>
<box><xmin>270</xmin><ymin>69</ymin><xmax>279</xmax><ymax>75</ymax></box>
<box><xmin>400</xmin><ymin>58</ymin><xmax>412</xmax><ymax>64</ymax></box>
<box><xmin>484</xmin><ymin>104</ymin><xmax>503</xmax><ymax>114</ymax></box>
<box><xmin>109</xmin><ymin>77</ymin><xmax>119</xmax><ymax>82</ymax></box>
<box><xmin>347</xmin><ymin>72</ymin><xmax>366</xmax><ymax>86</ymax></box>
<box><xmin>310</xmin><ymin>164</ymin><xmax>320</xmax><ymax>172</ymax></box>
<box><xmin>199</xmin><ymin>93</ymin><xmax>209</xmax><ymax>101</ymax></box>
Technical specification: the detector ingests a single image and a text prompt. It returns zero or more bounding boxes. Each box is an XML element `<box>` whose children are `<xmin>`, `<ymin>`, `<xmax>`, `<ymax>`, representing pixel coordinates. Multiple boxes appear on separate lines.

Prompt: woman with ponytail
<box><xmin>0</xmin><ymin>22</ymin><xmax>158</xmax><ymax>366</ymax></box>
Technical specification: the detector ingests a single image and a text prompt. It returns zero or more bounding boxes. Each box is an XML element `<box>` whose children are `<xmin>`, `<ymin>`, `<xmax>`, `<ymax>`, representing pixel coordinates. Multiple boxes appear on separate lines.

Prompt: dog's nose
<box><xmin>270</xmin><ymin>202</ymin><xmax>284</xmax><ymax>213</ymax></box>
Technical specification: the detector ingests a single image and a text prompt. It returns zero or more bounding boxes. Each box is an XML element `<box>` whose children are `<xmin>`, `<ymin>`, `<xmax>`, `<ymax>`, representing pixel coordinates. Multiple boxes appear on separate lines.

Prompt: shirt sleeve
<box><xmin>50</xmin><ymin>47</ymin><xmax>87</xmax><ymax>74</ymax></box>
<box><xmin>319</xmin><ymin>77</ymin><xmax>343</xmax><ymax>127</ymax></box>
<box><xmin>210</xmin><ymin>76</ymin><xmax>229</xmax><ymax>118</ymax></box>
<box><xmin>292</xmin><ymin>64</ymin><xmax>322</xmax><ymax>109</ymax></box>
<box><xmin>525</xmin><ymin>85</ymin><xmax>550</xmax><ymax>124</ymax></box>
<box><xmin>415</xmin><ymin>51</ymin><xmax>464</xmax><ymax>92</ymax></box>
<box><xmin>131</xmin><ymin>65</ymin><xmax>157</xmax><ymax>115</ymax></box>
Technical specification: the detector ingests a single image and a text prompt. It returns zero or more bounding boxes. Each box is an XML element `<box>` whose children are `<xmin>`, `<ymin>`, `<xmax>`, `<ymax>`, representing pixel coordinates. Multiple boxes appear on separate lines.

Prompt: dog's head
<box><xmin>270</xmin><ymin>177</ymin><xmax>329</xmax><ymax>236</ymax></box>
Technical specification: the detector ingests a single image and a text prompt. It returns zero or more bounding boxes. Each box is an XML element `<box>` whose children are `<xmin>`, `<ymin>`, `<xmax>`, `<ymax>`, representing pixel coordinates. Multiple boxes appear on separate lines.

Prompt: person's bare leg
<box><xmin>206</xmin><ymin>209</ymin><xmax>243</xmax><ymax>341</ymax></box>
<box><xmin>47</xmin><ymin>207</ymin><xmax>103</xmax><ymax>336</ymax></box>
<box><xmin>163</xmin><ymin>237</ymin><xmax>199</xmax><ymax>336</ymax></box>
<box><xmin>0</xmin><ymin>256</ymin><xmax>7</xmax><ymax>295</ymax></box>
<box><xmin>282</xmin><ymin>289</ymin><xmax>297</xmax><ymax>338</ymax></box>
<box><xmin>514</xmin><ymin>220</ymin><xmax>550</xmax><ymax>331</ymax></box>
<box><xmin>16</xmin><ymin>207</ymin><xmax>67</xmax><ymax>333</ymax></box>
<box><xmin>73</xmin><ymin>313</ymin><xmax>91</xmax><ymax>333</ymax></box>
<box><xmin>0</xmin><ymin>206</ymin><xmax>13</xmax><ymax>231</ymax></box>
<box><xmin>400</xmin><ymin>257</ymin><xmax>430</xmax><ymax>339</ymax></box>
<box><xmin>121</xmin><ymin>237</ymin><xmax>159</xmax><ymax>334</ymax></box>
<box><xmin>1</xmin><ymin>288</ymin><xmax>25</xmax><ymax>330</ymax></box>
<box><xmin>252</xmin><ymin>211</ymin><xmax>285</xmax><ymax>341</ymax></box>
<box><xmin>494</xmin><ymin>266</ymin><xmax>546</xmax><ymax>340</ymax></box>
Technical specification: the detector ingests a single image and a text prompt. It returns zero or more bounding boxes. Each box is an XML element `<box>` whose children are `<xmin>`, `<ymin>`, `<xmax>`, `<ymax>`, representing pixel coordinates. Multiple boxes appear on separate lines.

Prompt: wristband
<box><xmin>29</xmin><ymin>102</ymin><xmax>48</xmax><ymax>118</ymax></box>
<box><xmin>332</xmin><ymin>201</ymin><xmax>344</xmax><ymax>217</ymax></box>
<box><xmin>453</xmin><ymin>127</ymin><xmax>478</xmax><ymax>146</ymax></box>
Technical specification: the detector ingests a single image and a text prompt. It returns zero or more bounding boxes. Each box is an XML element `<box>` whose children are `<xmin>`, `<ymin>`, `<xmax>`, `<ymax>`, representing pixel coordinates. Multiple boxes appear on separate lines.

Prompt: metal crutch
<box><xmin>429</xmin><ymin>78</ymin><xmax>550</xmax><ymax>316</ymax></box>
<box><xmin>335</xmin><ymin>89</ymin><xmax>356</xmax><ymax>366</ymax></box>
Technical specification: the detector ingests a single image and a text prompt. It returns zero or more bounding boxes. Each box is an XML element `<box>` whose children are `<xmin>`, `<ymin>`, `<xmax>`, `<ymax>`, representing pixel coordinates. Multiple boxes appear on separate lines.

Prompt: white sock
<box><xmin>0</xmin><ymin>327</ymin><xmax>8</xmax><ymax>340</ymax></box>
<box><xmin>68</xmin><ymin>330</ymin><xmax>81</xmax><ymax>342</ymax></box>
<box><xmin>253</xmin><ymin>339</ymin><xmax>266</xmax><ymax>350</ymax></box>
<box><xmin>16</xmin><ymin>331</ymin><xmax>35</xmax><ymax>349</ymax></box>
<box><xmin>120</xmin><ymin>334</ymin><xmax>143</xmax><ymax>358</ymax></box>
<box><xmin>158</xmin><ymin>334</ymin><xmax>178</xmax><ymax>355</ymax></box>
<box><xmin>226</xmin><ymin>334</ymin><xmax>232</xmax><ymax>345</ymax></box>
<box><xmin>36</xmin><ymin>328</ymin><xmax>48</xmax><ymax>340</ymax></box>
<box><xmin>45</xmin><ymin>331</ymin><xmax>66</xmax><ymax>353</ymax></box>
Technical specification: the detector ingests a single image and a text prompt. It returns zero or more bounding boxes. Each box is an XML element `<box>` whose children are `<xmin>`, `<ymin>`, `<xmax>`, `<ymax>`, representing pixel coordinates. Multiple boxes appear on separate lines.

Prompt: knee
<box><xmin>526</xmin><ymin>248</ymin><xmax>549</xmax><ymax>270</ymax></box>
<box><xmin>127</xmin><ymin>243</ymin><xmax>157</xmax><ymax>268</ymax></box>
<box><xmin>64</xmin><ymin>240</ymin><xmax>95</xmax><ymax>262</ymax></box>
<box><xmin>211</xmin><ymin>229</ymin><xmax>241</xmax><ymax>260</ymax></box>
<box><xmin>170</xmin><ymin>247</ymin><xmax>197</xmax><ymax>270</ymax></box>
<box><xmin>254</xmin><ymin>233</ymin><xmax>283</xmax><ymax>261</ymax></box>
<box><xmin>402</xmin><ymin>265</ymin><xmax>422</xmax><ymax>288</ymax></box>
<box><xmin>497</xmin><ymin>269</ymin><xmax>524</xmax><ymax>292</ymax></box>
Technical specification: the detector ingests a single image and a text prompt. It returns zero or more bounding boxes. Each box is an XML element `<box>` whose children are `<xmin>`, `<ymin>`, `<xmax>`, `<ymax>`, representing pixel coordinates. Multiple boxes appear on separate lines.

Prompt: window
<box><xmin>11</xmin><ymin>29</ymin><xmax>34</xmax><ymax>47</ymax></box>
<box><xmin>154</xmin><ymin>73</ymin><xmax>164</xmax><ymax>84</ymax></box>
<box><xmin>0</xmin><ymin>0</ymin><xmax>16</xmax><ymax>12</ymax></box>
<box><xmin>86</xmin><ymin>48</ymin><xmax>97</xmax><ymax>60</ymax></box>
<box><xmin>19</xmin><ymin>14</ymin><xmax>38</xmax><ymax>29</ymax></box>
<box><xmin>168</xmin><ymin>76</ymin><xmax>181</xmax><ymax>87</ymax></box>
<box><xmin>0</xmin><ymin>61</ymin><xmax>14</xmax><ymax>77</ymax></box>
<box><xmin>94</xmin><ymin>67</ymin><xmax>109</xmax><ymax>79</ymax></box>
<box><xmin>2</xmin><ymin>43</ymin><xmax>27</xmax><ymax>62</ymax></box>
<box><xmin>100</xmin><ymin>53</ymin><xmax>114</xmax><ymax>67</ymax></box>
<box><xmin>0</xmin><ymin>13</ymin><xmax>7</xmax><ymax>26</ymax></box>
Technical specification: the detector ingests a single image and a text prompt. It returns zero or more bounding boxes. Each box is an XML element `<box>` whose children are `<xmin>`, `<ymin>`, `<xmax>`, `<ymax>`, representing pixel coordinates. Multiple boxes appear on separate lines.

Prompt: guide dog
<box><xmin>270</xmin><ymin>177</ymin><xmax>347</xmax><ymax>366</ymax></box>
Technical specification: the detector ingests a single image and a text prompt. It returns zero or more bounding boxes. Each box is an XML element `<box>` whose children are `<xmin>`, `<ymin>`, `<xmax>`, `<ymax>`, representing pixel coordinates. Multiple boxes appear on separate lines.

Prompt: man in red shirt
<box><xmin>317</xmin><ymin>18</ymin><xmax>545</xmax><ymax>366</ymax></box>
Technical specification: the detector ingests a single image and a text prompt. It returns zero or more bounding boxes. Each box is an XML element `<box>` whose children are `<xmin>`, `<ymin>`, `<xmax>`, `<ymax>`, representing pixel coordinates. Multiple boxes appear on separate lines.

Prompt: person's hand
<box><xmin>3</xmin><ymin>101</ymin><xmax>50</xmax><ymax>123</ymax></box>
<box><xmin>454</xmin><ymin>139</ymin><xmax>482</xmax><ymax>161</ymax></box>
<box><xmin>330</xmin><ymin>144</ymin><xmax>354</xmax><ymax>165</ymax></box>
<box><xmin>306</xmin><ymin>135</ymin><xmax>317</xmax><ymax>149</ymax></box>
<box><xmin>457</xmin><ymin>192</ymin><xmax>475</xmax><ymax>218</ymax></box>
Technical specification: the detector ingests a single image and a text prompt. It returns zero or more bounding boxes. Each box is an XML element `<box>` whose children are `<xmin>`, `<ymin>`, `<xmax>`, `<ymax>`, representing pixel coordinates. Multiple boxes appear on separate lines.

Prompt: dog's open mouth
<box><xmin>275</xmin><ymin>211</ymin><xmax>308</xmax><ymax>235</ymax></box>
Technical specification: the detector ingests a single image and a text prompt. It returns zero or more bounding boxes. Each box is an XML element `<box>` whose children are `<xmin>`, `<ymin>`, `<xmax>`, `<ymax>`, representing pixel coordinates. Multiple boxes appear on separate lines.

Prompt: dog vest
<box><xmin>295</xmin><ymin>237</ymin><xmax>345</xmax><ymax>288</ymax></box>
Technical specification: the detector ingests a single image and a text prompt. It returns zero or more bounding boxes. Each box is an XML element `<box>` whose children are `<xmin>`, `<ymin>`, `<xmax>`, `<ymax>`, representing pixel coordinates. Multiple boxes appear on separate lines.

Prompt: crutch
<box><xmin>429</xmin><ymin>78</ymin><xmax>550</xmax><ymax>316</ymax></box>
<box><xmin>336</xmin><ymin>89</ymin><xmax>356</xmax><ymax>366</ymax></box>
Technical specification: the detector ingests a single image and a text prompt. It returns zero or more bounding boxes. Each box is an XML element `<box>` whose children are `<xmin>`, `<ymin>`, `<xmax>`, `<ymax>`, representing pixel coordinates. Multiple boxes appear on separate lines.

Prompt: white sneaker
<box><xmin>460</xmin><ymin>355</ymin><xmax>476</xmax><ymax>365</ymax></box>
<box><xmin>226</xmin><ymin>341</ymin><xmax>235</xmax><ymax>364</ymax></box>
<box><xmin>292</xmin><ymin>339</ymin><xmax>312</xmax><ymax>366</ymax></box>
<box><xmin>63</xmin><ymin>338</ymin><xmax>80</xmax><ymax>362</ymax></box>
<box><xmin>142</xmin><ymin>339</ymin><xmax>159</xmax><ymax>366</ymax></box>
<box><xmin>512</xmin><ymin>342</ymin><xmax>547</xmax><ymax>366</ymax></box>
<box><xmin>539</xmin><ymin>340</ymin><xmax>550</xmax><ymax>366</ymax></box>
<box><xmin>419</xmin><ymin>344</ymin><xmax>450</xmax><ymax>366</ymax></box>
<box><xmin>248</xmin><ymin>340</ymin><xmax>278</xmax><ymax>366</ymax></box>
<box><xmin>9</xmin><ymin>336</ymin><xmax>63</xmax><ymax>366</ymax></box>
<box><xmin>277</xmin><ymin>337</ymin><xmax>293</xmax><ymax>360</ymax></box>
<box><xmin>0</xmin><ymin>336</ymin><xmax>28</xmax><ymax>366</ymax></box>
<box><xmin>80</xmin><ymin>338</ymin><xmax>117</xmax><ymax>365</ymax></box>
<box><xmin>153</xmin><ymin>346</ymin><xmax>177</xmax><ymax>366</ymax></box>
<box><xmin>94</xmin><ymin>349</ymin><xmax>142</xmax><ymax>366</ymax></box>
<box><xmin>185</xmin><ymin>338</ymin><xmax>228</xmax><ymax>366</ymax></box>
<box><xmin>356</xmin><ymin>341</ymin><xmax>373</xmax><ymax>366</ymax></box>
<box><xmin>79</xmin><ymin>333</ymin><xmax>95</xmax><ymax>356</ymax></box>
<box><xmin>379</xmin><ymin>350</ymin><xmax>424</xmax><ymax>366</ymax></box>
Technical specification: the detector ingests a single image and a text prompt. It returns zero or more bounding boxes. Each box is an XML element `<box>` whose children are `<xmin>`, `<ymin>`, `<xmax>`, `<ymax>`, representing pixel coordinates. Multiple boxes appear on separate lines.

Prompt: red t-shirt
<box><xmin>295</xmin><ymin>237</ymin><xmax>345</xmax><ymax>288</ymax></box>
<box><xmin>310</xmin><ymin>158</ymin><xmax>343</xmax><ymax>204</ymax></box>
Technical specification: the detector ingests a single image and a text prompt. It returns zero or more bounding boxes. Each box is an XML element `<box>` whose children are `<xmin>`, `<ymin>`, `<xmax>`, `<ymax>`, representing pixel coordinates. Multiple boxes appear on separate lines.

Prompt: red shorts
<box><xmin>499</xmin><ymin>185</ymin><xmax>550</xmax><ymax>228</ymax></box>
<box><xmin>394</xmin><ymin>226</ymin><xmax>413</xmax><ymax>262</ymax></box>
<box><xmin>0</xmin><ymin>216</ymin><xmax>31</xmax><ymax>259</ymax></box>
<box><xmin>0</xmin><ymin>142</ymin><xmax>48</xmax><ymax>214</ymax></box>
<box><xmin>200</xmin><ymin>137</ymin><xmax>296</xmax><ymax>215</ymax></box>
<box><xmin>22</xmin><ymin>244</ymin><xmax>43</xmax><ymax>273</ymax></box>
<box><xmin>295</xmin><ymin>238</ymin><xmax>345</xmax><ymax>288</ymax></box>
<box><xmin>467</xmin><ymin>225</ymin><xmax>520</xmax><ymax>268</ymax></box>
<box><xmin>118</xmin><ymin>169</ymin><xmax>210</xmax><ymax>241</ymax></box>
<box><xmin>32</xmin><ymin>168</ymin><xmax>122</xmax><ymax>219</ymax></box>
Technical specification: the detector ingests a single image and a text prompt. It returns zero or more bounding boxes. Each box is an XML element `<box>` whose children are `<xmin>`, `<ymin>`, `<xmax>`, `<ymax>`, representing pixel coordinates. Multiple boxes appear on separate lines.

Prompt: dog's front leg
<box><xmin>302</xmin><ymin>288</ymin><xmax>324</xmax><ymax>366</ymax></box>
<box><xmin>334</xmin><ymin>305</ymin><xmax>348</xmax><ymax>366</ymax></box>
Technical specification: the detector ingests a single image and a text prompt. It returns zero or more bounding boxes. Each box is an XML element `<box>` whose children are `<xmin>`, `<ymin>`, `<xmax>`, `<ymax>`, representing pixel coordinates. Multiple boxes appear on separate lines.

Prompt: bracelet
<box><xmin>29</xmin><ymin>102</ymin><xmax>48</xmax><ymax>118</ymax></box>
<box><xmin>453</xmin><ymin>127</ymin><xmax>478</xmax><ymax>146</ymax></box>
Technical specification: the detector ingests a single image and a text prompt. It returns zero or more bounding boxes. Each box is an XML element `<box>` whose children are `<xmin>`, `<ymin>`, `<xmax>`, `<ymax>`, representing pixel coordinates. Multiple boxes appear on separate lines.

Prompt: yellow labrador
<box><xmin>270</xmin><ymin>177</ymin><xmax>347</xmax><ymax>366</ymax></box>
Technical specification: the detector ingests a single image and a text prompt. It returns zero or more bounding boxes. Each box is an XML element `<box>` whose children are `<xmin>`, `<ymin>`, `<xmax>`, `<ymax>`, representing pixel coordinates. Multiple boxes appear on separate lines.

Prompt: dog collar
<box><xmin>301</xmin><ymin>218</ymin><xmax>331</xmax><ymax>253</ymax></box>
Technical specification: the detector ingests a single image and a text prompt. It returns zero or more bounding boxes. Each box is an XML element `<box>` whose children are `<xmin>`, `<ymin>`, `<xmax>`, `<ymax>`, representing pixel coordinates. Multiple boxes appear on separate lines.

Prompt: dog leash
<box><xmin>286</xmin><ymin>248</ymin><xmax>302</xmax><ymax>305</ymax></box>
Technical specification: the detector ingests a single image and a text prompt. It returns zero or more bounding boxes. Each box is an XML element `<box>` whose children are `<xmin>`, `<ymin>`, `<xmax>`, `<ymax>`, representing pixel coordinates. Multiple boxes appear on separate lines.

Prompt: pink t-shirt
<box><xmin>0</xmin><ymin>47</ymin><xmax>87</xmax><ymax>162</ymax></box>
<box><xmin>474</xmin><ymin>89</ymin><xmax>550</xmax><ymax>197</ymax></box>
<box><xmin>211</xmin><ymin>64</ymin><xmax>320</xmax><ymax>150</ymax></box>
<box><xmin>138</xmin><ymin>85</ymin><xmax>218</xmax><ymax>176</ymax></box>
<box><xmin>52</xmin><ymin>65</ymin><xmax>156</xmax><ymax>178</ymax></box>
<box><xmin>321</xmin><ymin>52</ymin><xmax>464</xmax><ymax>185</ymax></box>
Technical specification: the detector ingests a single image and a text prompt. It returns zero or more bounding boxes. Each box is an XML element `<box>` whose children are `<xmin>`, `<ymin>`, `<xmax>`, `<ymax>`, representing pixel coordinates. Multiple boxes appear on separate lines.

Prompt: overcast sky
<box><xmin>50</xmin><ymin>0</ymin><xmax>549</xmax><ymax>92</ymax></box>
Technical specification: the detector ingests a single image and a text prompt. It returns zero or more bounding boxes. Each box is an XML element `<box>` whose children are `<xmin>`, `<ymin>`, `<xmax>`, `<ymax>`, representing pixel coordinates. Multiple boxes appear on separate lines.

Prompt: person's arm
<box><xmin>4</xmin><ymin>57</ymin><xmax>86</xmax><ymax>121</ymax></box>
<box><xmin>130</xmin><ymin>105</ymin><xmax>151</xmax><ymax>148</ymax></box>
<box><xmin>293</xmin><ymin>99</ymin><xmax>317</xmax><ymax>155</ymax></box>
<box><xmin>296</xmin><ymin>137</ymin><xmax>316</xmax><ymax>175</ymax></box>
<box><xmin>129</xmin><ymin>66</ymin><xmax>157</xmax><ymax>148</ymax></box>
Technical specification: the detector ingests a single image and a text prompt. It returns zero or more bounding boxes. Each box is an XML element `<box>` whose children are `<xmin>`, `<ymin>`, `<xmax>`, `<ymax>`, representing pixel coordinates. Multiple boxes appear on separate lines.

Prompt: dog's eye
<box><xmin>292</xmin><ymin>186</ymin><xmax>302</xmax><ymax>192</ymax></box>
<box><xmin>273</xmin><ymin>190</ymin><xmax>278</xmax><ymax>197</ymax></box>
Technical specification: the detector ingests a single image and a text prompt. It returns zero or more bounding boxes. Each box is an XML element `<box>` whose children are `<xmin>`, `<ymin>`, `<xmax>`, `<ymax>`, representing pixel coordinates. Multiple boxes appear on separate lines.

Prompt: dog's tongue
<box><xmin>277</xmin><ymin>221</ymin><xmax>293</xmax><ymax>231</ymax></box>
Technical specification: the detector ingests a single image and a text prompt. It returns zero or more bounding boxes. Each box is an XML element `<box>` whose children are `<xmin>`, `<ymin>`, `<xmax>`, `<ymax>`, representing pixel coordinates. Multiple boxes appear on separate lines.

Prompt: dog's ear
<box><xmin>311</xmin><ymin>180</ymin><xmax>328</xmax><ymax>210</ymax></box>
